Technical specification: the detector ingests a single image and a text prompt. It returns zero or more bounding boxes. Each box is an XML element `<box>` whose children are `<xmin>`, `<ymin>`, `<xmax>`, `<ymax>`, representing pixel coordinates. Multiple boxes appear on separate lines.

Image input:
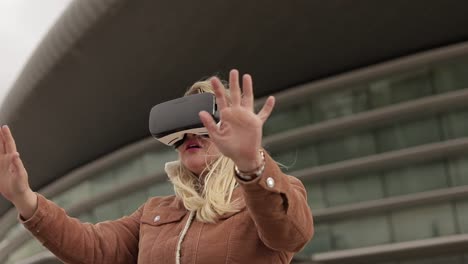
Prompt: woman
<box><xmin>0</xmin><ymin>70</ymin><xmax>314</xmax><ymax>263</ymax></box>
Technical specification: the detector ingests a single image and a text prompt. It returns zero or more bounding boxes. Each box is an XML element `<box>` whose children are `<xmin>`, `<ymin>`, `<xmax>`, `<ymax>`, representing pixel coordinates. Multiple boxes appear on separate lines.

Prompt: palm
<box><xmin>214</xmin><ymin>106</ymin><xmax>262</xmax><ymax>158</ymax></box>
<box><xmin>199</xmin><ymin>70</ymin><xmax>275</xmax><ymax>167</ymax></box>
<box><xmin>0</xmin><ymin>126</ymin><xmax>29</xmax><ymax>203</ymax></box>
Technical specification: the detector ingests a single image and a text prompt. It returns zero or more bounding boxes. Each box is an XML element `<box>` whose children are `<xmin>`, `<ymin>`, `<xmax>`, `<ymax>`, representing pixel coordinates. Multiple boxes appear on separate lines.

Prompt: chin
<box><xmin>182</xmin><ymin>161</ymin><xmax>206</xmax><ymax>176</ymax></box>
<box><xmin>180</xmin><ymin>152</ymin><xmax>220</xmax><ymax>176</ymax></box>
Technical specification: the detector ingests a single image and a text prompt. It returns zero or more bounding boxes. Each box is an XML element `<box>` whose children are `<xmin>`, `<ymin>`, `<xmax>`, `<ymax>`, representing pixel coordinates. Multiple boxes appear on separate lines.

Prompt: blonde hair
<box><xmin>169</xmin><ymin>78</ymin><xmax>241</xmax><ymax>223</ymax></box>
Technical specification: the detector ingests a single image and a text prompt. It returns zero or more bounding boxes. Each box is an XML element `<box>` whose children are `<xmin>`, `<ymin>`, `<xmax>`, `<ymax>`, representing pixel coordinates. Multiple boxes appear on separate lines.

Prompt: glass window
<box><xmin>6</xmin><ymin>239</ymin><xmax>44</xmax><ymax>264</ymax></box>
<box><xmin>296</xmin><ymin>145</ymin><xmax>321</xmax><ymax>169</ymax></box>
<box><xmin>309</xmin><ymin>88</ymin><xmax>369</xmax><ymax>122</ymax></box>
<box><xmin>264</xmin><ymin>86</ymin><xmax>368</xmax><ymax>136</ymax></box>
<box><xmin>90</xmin><ymin>171</ymin><xmax>118</xmax><ymax>195</ymax></box>
<box><xmin>272</xmin><ymin>144</ymin><xmax>319</xmax><ymax>171</ymax></box>
<box><xmin>391</xmin><ymin>203</ymin><xmax>456</xmax><ymax>242</ymax></box>
<box><xmin>264</xmin><ymin>101</ymin><xmax>313</xmax><ymax>136</ymax></box>
<box><xmin>118</xmin><ymin>191</ymin><xmax>148</xmax><ymax>216</ymax></box>
<box><xmin>93</xmin><ymin>191</ymin><xmax>147</xmax><ymax>221</ymax></box>
<box><xmin>53</xmin><ymin>181</ymin><xmax>92</xmax><ymax>208</ymax></box>
<box><xmin>455</xmin><ymin>199</ymin><xmax>468</xmax><ymax>234</ymax></box>
<box><xmin>369</xmin><ymin>69</ymin><xmax>433</xmax><ymax>108</ymax></box>
<box><xmin>113</xmin><ymin>158</ymin><xmax>146</xmax><ymax>184</ymax></box>
<box><xmin>448</xmin><ymin>156</ymin><xmax>468</xmax><ymax>186</ymax></box>
<box><xmin>147</xmin><ymin>181</ymin><xmax>175</xmax><ymax>197</ymax></box>
<box><xmin>375</xmin><ymin>117</ymin><xmax>442</xmax><ymax>153</ymax></box>
<box><xmin>368</xmin><ymin>80</ymin><xmax>392</xmax><ymax>108</ymax></box>
<box><xmin>330</xmin><ymin>215</ymin><xmax>391</xmax><ymax>250</ymax></box>
<box><xmin>304</xmin><ymin>181</ymin><xmax>327</xmax><ymax>209</ymax></box>
<box><xmin>4</xmin><ymin>224</ymin><xmax>25</xmax><ymax>240</ymax></box>
<box><xmin>316</xmin><ymin>132</ymin><xmax>376</xmax><ymax>164</ymax></box>
<box><xmin>93</xmin><ymin>200</ymin><xmax>123</xmax><ymax>221</ymax></box>
<box><xmin>441</xmin><ymin>110</ymin><xmax>468</xmax><ymax>140</ymax></box>
<box><xmin>383</xmin><ymin>161</ymin><xmax>448</xmax><ymax>196</ymax></box>
<box><xmin>299</xmin><ymin>224</ymin><xmax>332</xmax><ymax>255</ymax></box>
<box><xmin>432</xmin><ymin>57</ymin><xmax>468</xmax><ymax>93</ymax></box>
<box><xmin>261</xmin><ymin>58</ymin><xmax>468</xmax><ymax>141</ymax></box>
<box><xmin>142</xmin><ymin>149</ymin><xmax>178</xmax><ymax>175</ymax></box>
<box><xmin>323</xmin><ymin>174</ymin><xmax>384</xmax><ymax>206</ymax></box>
<box><xmin>271</xmin><ymin>149</ymin><xmax>302</xmax><ymax>172</ymax></box>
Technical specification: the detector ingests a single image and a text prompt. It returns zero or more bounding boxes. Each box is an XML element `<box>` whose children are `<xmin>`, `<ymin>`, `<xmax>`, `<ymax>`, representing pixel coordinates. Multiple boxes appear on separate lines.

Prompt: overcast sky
<box><xmin>0</xmin><ymin>0</ymin><xmax>72</xmax><ymax>106</ymax></box>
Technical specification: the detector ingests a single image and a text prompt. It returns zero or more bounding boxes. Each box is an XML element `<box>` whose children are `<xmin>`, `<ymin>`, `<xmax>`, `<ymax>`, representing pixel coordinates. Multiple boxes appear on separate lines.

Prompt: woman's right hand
<box><xmin>0</xmin><ymin>125</ymin><xmax>37</xmax><ymax>219</ymax></box>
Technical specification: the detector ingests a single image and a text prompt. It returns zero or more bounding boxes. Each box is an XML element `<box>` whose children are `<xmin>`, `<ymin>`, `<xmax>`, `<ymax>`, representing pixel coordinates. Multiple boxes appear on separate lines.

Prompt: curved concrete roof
<box><xmin>1</xmin><ymin>0</ymin><xmax>468</xmax><ymax>214</ymax></box>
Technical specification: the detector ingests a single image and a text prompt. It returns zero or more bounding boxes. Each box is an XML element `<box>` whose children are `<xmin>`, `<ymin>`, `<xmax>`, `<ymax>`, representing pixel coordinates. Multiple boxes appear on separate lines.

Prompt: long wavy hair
<box><xmin>168</xmin><ymin>78</ymin><xmax>242</xmax><ymax>223</ymax></box>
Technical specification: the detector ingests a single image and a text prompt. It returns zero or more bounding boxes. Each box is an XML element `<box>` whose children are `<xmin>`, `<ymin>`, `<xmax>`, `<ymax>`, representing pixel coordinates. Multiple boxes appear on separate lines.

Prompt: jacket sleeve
<box><xmin>20</xmin><ymin>193</ymin><xmax>142</xmax><ymax>264</ymax></box>
<box><xmin>236</xmin><ymin>151</ymin><xmax>314</xmax><ymax>252</ymax></box>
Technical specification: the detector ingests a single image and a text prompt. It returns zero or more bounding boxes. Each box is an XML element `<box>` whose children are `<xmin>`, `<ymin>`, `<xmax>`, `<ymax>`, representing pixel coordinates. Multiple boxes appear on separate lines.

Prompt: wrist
<box><xmin>10</xmin><ymin>187</ymin><xmax>32</xmax><ymax>203</ymax></box>
<box><xmin>234</xmin><ymin>149</ymin><xmax>264</xmax><ymax>172</ymax></box>
<box><xmin>234</xmin><ymin>149</ymin><xmax>265</xmax><ymax>181</ymax></box>
<box><xmin>12</xmin><ymin>189</ymin><xmax>38</xmax><ymax>220</ymax></box>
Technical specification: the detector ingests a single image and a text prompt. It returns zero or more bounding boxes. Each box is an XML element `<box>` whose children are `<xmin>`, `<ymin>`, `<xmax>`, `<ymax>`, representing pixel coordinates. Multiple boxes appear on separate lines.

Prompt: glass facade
<box><xmin>3</xmin><ymin>55</ymin><xmax>468</xmax><ymax>264</ymax></box>
<box><xmin>269</xmin><ymin>55</ymin><xmax>468</xmax><ymax>263</ymax></box>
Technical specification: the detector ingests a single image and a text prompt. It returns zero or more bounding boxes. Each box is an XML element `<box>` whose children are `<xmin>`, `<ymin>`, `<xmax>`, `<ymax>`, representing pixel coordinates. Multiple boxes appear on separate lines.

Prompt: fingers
<box><xmin>210</xmin><ymin>77</ymin><xmax>228</xmax><ymax>111</ymax></box>
<box><xmin>199</xmin><ymin>111</ymin><xmax>221</xmax><ymax>140</ymax></box>
<box><xmin>214</xmin><ymin>69</ymin><xmax>256</xmax><ymax>111</ymax></box>
<box><xmin>241</xmin><ymin>74</ymin><xmax>254</xmax><ymax>110</ymax></box>
<box><xmin>229</xmin><ymin>70</ymin><xmax>241</xmax><ymax>106</ymax></box>
<box><xmin>2</xmin><ymin>126</ymin><xmax>17</xmax><ymax>154</ymax></box>
<box><xmin>257</xmin><ymin>96</ymin><xmax>276</xmax><ymax>123</ymax></box>
<box><xmin>0</xmin><ymin>127</ymin><xmax>5</xmax><ymax>154</ymax></box>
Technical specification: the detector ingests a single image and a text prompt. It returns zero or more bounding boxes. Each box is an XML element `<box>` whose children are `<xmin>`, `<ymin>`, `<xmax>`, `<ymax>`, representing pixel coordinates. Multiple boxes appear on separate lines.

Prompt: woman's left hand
<box><xmin>199</xmin><ymin>69</ymin><xmax>275</xmax><ymax>172</ymax></box>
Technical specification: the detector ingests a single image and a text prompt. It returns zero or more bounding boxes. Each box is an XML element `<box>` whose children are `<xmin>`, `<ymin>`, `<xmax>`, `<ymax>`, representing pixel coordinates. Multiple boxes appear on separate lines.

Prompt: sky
<box><xmin>0</xmin><ymin>0</ymin><xmax>72</xmax><ymax>106</ymax></box>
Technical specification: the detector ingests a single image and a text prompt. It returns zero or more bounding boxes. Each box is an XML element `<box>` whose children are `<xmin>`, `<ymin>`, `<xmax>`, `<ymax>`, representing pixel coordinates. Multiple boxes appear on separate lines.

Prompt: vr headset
<box><xmin>149</xmin><ymin>93</ymin><xmax>219</xmax><ymax>148</ymax></box>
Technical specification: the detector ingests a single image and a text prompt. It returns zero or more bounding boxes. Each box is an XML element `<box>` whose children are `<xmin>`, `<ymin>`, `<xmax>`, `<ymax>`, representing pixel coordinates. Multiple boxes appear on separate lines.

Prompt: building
<box><xmin>1</xmin><ymin>0</ymin><xmax>468</xmax><ymax>263</ymax></box>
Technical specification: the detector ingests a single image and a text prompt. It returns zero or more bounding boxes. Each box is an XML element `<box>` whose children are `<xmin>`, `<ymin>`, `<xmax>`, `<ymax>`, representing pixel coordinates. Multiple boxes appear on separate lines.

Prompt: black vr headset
<box><xmin>149</xmin><ymin>93</ymin><xmax>219</xmax><ymax>148</ymax></box>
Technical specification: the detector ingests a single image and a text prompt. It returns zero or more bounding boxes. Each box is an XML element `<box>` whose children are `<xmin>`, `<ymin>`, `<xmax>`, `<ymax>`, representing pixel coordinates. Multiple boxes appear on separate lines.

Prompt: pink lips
<box><xmin>184</xmin><ymin>139</ymin><xmax>202</xmax><ymax>151</ymax></box>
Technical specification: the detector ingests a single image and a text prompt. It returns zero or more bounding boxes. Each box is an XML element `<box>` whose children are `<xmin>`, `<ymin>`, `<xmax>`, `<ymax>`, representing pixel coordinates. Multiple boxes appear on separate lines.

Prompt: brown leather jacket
<box><xmin>21</xmin><ymin>153</ymin><xmax>314</xmax><ymax>263</ymax></box>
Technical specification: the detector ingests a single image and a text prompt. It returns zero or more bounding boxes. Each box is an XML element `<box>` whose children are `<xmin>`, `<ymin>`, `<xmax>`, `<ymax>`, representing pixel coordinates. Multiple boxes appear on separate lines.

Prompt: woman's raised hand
<box><xmin>199</xmin><ymin>70</ymin><xmax>275</xmax><ymax>172</ymax></box>
<box><xmin>0</xmin><ymin>126</ymin><xmax>36</xmax><ymax>218</ymax></box>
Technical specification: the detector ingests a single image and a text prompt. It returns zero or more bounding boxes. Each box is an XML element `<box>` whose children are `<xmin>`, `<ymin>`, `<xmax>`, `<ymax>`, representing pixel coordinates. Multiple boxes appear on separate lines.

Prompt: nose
<box><xmin>174</xmin><ymin>134</ymin><xmax>196</xmax><ymax>149</ymax></box>
<box><xmin>186</xmin><ymin>133</ymin><xmax>209</xmax><ymax>140</ymax></box>
<box><xmin>185</xmin><ymin>133</ymin><xmax>197</xmax><ymax>139</ymax></box>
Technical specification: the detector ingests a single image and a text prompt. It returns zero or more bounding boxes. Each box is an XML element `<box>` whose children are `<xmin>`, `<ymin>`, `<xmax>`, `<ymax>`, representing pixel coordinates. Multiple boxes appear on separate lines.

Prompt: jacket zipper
<box><xmin>176</xmin><ymin>211</ymin><xmax>196</xmax><ymax>264</ymax></box>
